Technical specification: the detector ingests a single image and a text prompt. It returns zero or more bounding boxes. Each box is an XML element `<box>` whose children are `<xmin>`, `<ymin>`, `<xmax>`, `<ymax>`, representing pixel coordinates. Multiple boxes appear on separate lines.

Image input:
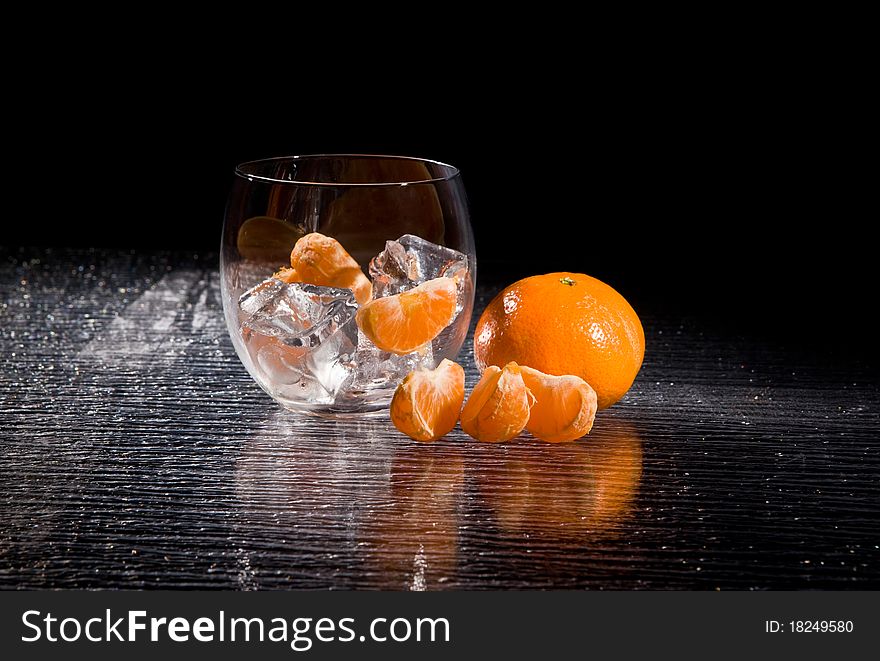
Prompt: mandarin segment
<box><xmin>272</xmin><ymin>266</ymin><xmax>300</xmax><ymax>283</ymax></box>
<box><xmin>236</xmin><ymin>216</ymin><xmax>304</xmax><ymax>263</ymax></box>
<box><xmin>460</xmin><ymin>362</ymin><xmax>535</xmax><ymax>443</ymax></box>
<box><xmin>356</xmin><ymin>277</ymin><xmax>457</xmax><ymax>355</ymax></box>
<box><xmin>390</xmin><ymin>359</ymin><xmax>465</xmax><ymax>441</ymax></box>
<box><xmin>473</xmin><ymin>272</ymin><xmax>644</xmax><ymax>409</ymax></box>
<box><xmin>520</xmin><ymin>366</ymin><xmax>597</xmax><ymax>443</ymax></box>
<box><xmin>289</xmin><ymin>232</ymin><xmax>372</xmax><ymax>305</ymax></box>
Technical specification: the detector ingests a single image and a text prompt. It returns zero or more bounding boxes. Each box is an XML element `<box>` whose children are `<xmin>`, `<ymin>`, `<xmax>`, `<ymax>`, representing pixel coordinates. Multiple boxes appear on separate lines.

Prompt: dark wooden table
<box><xmin>2</xmin><ymin>249</ymin><xmax>878</xmax><ymax>589</ymax></box>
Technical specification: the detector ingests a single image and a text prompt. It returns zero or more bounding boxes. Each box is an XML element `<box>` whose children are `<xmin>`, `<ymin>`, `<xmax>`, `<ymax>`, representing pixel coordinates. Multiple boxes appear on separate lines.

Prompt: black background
<box><xmin>5</xmin><ymin>45</ymin><xmax>871</xmax><ymax>358</ymax></box>
<box><xmin>2</xmin><ymin>26</ymin><xmax>878</xmax><ymax>601</ymax></box>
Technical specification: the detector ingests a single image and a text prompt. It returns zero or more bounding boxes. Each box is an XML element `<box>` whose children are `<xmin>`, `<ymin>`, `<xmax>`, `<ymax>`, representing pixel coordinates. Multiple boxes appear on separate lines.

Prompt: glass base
<box><xmin>277</xmin><ymin>399</ymin><xmax>391</xmax><ymax>419</ymax></box>
<box><xmin>271</xmin><ymin>381</ymin><xmax>396</xmax><ymax>418</ymax></box>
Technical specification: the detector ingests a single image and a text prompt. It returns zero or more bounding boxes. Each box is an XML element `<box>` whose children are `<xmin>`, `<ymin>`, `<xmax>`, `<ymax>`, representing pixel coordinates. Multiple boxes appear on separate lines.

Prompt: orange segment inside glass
<box><xmin>288</xmin><ymin>232</ymin><xmax>372</xmax><ymax>305</ymax></box>
<box><xmin>356</xmin><ymin>277</ymin><xmax>457</xmax><ymax>355</ymax></box>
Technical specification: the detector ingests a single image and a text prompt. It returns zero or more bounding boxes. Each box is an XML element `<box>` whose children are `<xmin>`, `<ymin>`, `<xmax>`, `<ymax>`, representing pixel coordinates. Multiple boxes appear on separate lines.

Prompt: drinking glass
<box><xmin>220</xmin><ymin>154</ymin><xmax>475</xmax><ymax>416</ymax></box>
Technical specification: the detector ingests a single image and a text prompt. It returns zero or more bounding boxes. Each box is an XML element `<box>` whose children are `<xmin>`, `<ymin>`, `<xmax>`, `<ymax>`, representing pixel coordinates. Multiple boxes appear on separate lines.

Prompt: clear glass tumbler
<box><xmin>221</xmin><ymin>154</ymin><xmax>475</xmax><ymax>417</ymax></box>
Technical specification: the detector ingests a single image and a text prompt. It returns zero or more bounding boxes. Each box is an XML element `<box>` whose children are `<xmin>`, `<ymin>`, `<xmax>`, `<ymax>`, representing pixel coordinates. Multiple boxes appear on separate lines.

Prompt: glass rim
<box><xmin>234</xmin><ymin>154</ymin><xmax>460</xmax><ymax>187</ymax></box>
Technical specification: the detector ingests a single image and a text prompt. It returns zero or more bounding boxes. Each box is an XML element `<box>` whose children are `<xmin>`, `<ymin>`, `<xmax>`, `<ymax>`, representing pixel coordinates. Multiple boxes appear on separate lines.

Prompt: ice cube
<box><xmin>241</xmin><ymin>281</ymin><xmax>357</xmax><ymax>344</ymax></box>
<box><xmin>369</xmin><ymin>234</ymin><xmax>469</xmax><ymax>298</ymax></box>
<box><xmin>239</xmin><ymin>277</ymin><xmax>285</xmax><ymax>318</ymax></box>
<box><xmin>350</xmin><ymin>331</ymin><xmax>434</xmax><ymax>389</ymax></box>
<box><xmin>254</xmin><ymin>333</ymin><xmax>355</xmax><ymax>405</ymax></box>
<box><xmin>239</xmin><ymin>280</ymin><xmax>359</xmax><ymax>404</ymax></box>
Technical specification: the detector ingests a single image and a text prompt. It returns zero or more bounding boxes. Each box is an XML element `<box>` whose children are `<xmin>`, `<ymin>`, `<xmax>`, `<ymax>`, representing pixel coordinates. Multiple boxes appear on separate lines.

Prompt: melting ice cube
<box><xmin>239</xmin><ymin>280</ymin><xmax>359</xmax><ymax>404</ymax></box>
<box><xmin>369</xmin><ymin>234</ymin><xmax>469</xmax><ymax>298</ymax></box>
<box><xmin>240</xmin><ymin>280</ymin><xmax>357</xmax><ymax>344</ymax></box>
<box><xmin>350</xmin><ymin>331</ymin><xmax>434</xmax><ymax>389</ymax></box>
<box><xmin>239</xmin><ymin>277</ymin><xmax>285</xmax><ymax>318</ymax></box>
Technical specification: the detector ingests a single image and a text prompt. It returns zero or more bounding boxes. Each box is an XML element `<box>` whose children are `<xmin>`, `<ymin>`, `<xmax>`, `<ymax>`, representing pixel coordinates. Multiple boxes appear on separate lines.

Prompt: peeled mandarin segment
<box><xmin>272</xmin><ymin>266</ymin><xmax>300</xmax><ymax>283</ymax></box>
<box><xmin>390</xmin><ymin>359</ymin><xmax>465</xmax><ymax>442</ymax></box>
<box><xmin>520</xmin><ymin>365</ymin><xmax>598</xmax><ymax>443</ymax></box>
<box><xmin>289</xmin><ymin>232</ymin><xmax>372</xmax><ymax>305</ymax></box>
<box><xmin>460</xmin><ymin>362</ymin><xmax>535</xmax><ymax>443</ymax></box>
<box><xmin>236</xmin><ymin>216</ymin><xmax>304</xmax><ymax>262</ymax></box>
<box><xmin>356</xmin><ymin>277</ymin><xmax>457</xmax><ymax>355</ymax></box>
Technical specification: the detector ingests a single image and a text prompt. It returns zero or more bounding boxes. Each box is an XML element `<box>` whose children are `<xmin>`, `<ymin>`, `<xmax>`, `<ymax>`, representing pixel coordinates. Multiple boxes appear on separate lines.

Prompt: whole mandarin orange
<box><xmin>474</xmin><ymin>273</ymin><xmax>644</xmax><ymax>409</ymax></box>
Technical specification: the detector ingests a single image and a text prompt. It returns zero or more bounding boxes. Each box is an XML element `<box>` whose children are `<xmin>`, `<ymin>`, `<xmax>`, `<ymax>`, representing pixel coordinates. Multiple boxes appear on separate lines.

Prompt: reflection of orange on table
<box><xmin>360</xmin><ymin>447</ymin><xmax>465</xmax><ymax>589</ymax></box>
<box><xmin>476</xmin><ymin>423</ymin><xmax>643</xmax><ymax>538</ymax></box>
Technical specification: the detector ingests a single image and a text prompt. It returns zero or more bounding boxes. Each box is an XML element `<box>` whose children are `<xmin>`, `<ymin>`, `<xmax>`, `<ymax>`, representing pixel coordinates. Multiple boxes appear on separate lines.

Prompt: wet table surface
<box><xmin>1</xmin><ymin>249</ymin><xmax>878</xmax><ymax>590</ymax></box>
